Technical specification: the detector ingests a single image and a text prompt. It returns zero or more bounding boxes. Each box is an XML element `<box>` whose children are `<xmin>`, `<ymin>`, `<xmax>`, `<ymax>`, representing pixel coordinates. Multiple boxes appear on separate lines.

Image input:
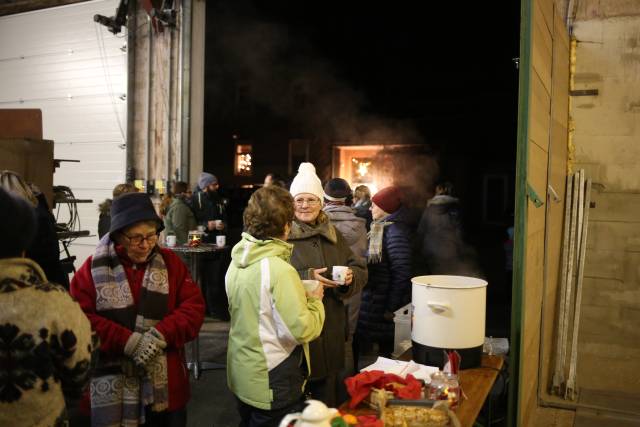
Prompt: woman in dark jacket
<box><xmin>287</xmin><ymin>163</ymin><xmax>368</xmax><ymax>407</ymax></box>
<box><xmin>356</xmin><ymin>186</ymin><xmax>412</xmax><ymax>359</ymax></box>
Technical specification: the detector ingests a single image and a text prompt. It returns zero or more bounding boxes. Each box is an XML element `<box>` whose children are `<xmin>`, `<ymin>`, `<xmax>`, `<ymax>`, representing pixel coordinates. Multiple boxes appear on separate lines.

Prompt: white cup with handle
<box><xmin>166</xmin><ymin>235</ymin><xmax>177</xmax><ymax>247</ymax></box>
<box><xmin>216</xmin><ymin>235</ymin><xmax>226</xmax><ymax>247</ymax></box>
<box><xmin>332</xmin><ymin>266</ymin><xmax>348</xmax><ymax>284</ymax></box>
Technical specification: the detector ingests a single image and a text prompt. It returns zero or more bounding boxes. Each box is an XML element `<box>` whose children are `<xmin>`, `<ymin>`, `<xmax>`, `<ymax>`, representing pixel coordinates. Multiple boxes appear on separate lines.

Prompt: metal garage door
<box><xmin>0</xmin><ymin>0</ymin><xmax>126</xmax><ymax>268</ymax></box>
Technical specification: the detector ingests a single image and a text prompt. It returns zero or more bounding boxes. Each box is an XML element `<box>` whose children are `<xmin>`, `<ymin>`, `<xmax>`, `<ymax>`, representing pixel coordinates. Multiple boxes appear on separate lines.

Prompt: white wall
<box><xmin>0</xmin><ymin>0</ymin><xmax>126</xmax><ymax>268</ymax></box>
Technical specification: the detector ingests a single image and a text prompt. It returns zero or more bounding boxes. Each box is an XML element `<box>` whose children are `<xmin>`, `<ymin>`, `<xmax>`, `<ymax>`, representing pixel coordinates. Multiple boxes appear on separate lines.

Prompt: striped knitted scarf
<box><xmin>367</xmin><ymin>220</ymin><xmax>393</xmax><ymax>264</ymax></box>
<box><xmin>89</xmin><ymin>235</ymin><xmax>169</xmax><ymax>427</ymax></box>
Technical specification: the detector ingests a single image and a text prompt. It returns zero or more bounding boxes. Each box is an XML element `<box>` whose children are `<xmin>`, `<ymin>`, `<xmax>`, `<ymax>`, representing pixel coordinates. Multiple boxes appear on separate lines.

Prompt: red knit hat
<box><xmin>371</xmin><ymin>186</ymin><xmax>402</xmax><ymax>214</ymax></box>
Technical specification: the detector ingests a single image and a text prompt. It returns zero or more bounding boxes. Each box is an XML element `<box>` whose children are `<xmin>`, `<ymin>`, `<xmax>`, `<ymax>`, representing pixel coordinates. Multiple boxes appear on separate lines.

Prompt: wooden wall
<box><xmin>516</xmin><ymin>0</ymin><xmax>572</xmax><ymax>424</ymax></box>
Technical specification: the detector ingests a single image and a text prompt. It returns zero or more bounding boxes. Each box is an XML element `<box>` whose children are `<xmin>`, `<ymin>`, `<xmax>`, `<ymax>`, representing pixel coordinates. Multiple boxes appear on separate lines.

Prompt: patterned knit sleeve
<box><xmin>51</xmin><ymin>291</ymin><xmax>94</xmax><ymax>399</ymax></box>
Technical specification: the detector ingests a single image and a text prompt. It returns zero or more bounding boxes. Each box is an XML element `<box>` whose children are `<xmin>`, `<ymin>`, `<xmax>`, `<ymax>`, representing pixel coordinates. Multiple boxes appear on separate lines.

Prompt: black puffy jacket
<box><xmin>357</xmin><ymin>207</ymin><xmax>412</xmax><ymax>343</ymax></box>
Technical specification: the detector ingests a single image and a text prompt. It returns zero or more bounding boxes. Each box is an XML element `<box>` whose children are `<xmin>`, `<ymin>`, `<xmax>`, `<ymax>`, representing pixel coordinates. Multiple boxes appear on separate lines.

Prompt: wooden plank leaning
<box><xmin>551</xmin><ymin>173</ymin><xmax>574</xmax><ymax>394</ymax></box>
<box><xmin>565</xmin><ymin>176</ymin><xmax>591</xmax><ymax>400</ymax></box>
<box><xmin>560</xmin><ymin>172</ymin><xmax>580</xmax><ymax>394</ymax></box>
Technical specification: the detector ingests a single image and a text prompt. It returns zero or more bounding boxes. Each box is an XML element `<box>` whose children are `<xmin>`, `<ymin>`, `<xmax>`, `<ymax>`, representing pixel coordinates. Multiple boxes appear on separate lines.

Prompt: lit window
<box><xmin>235</xmin><ymin>144</ymin><xmax>253</xmax><ymax>176</ymax></box>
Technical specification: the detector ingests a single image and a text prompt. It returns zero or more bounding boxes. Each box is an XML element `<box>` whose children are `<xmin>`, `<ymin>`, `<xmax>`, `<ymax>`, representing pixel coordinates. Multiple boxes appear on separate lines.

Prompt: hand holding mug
<box><xmin>344</xmin><ymin>268</ymin><xmax>353</xmax><ymax>286</ymax></box>
<box><xmin>312</xmin><ymin>267</ymin><xmax>341</xmax><ymax>288</ymax></box>
<box><xmin>214</xmin><ymin>220</ymin><xmax>224</xmax><ymax>230</ymax></box>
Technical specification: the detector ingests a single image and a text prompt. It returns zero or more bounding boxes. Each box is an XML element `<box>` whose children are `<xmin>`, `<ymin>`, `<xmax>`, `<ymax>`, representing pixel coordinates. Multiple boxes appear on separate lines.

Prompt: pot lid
<box><xmin>411</xmin><ymin>275</ymin><xmax>487</xmax><ymax>289</ymax></box>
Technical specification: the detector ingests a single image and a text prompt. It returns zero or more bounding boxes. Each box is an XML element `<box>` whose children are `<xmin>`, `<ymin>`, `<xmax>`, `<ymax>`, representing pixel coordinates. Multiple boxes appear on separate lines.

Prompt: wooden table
<box><xmin>341</xmin><ymin>353</ymin><xmax>504</xmax><ymax>427</ymax></box>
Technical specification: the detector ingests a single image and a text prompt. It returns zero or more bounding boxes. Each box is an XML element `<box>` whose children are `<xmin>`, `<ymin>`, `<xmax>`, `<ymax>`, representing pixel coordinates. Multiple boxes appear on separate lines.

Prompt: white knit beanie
<box><xmin>289</xmin><ymin>162</ymin><xmax>324</xmax><ymax>200</ymax></box>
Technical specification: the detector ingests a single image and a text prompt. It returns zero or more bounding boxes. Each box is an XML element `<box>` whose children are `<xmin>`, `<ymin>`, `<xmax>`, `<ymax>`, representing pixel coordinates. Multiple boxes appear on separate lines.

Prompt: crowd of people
<box><xmin>0</xmin><ymin>163</ymin><xmax>477</xmax><ymax>427</ymax></box>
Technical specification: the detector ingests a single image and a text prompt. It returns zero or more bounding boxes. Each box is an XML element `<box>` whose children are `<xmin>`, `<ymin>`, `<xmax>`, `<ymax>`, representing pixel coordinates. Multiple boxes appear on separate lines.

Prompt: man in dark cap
<box><xmin>70</xmin><ymin>192</ymin><xmax>205</xmax><ymax>427</ymax></box>
<box><xmin>191</xmin><ymin>172</ymin><xmax>229</xmax><ymax>242</ymax></box>
<box><xmin>0</xmin><ymin>188</ymin><xmax>94</xmax><ymax>427</ymax></box>
<box><xmin>322</xmin><ymin>178</ymin><xmax>368</xmax><ymax>374</ymax></box>
<box><xmin>190</xmin><ymin>172</ymin><xmax>231</xmax><ymax>320</ymax></box>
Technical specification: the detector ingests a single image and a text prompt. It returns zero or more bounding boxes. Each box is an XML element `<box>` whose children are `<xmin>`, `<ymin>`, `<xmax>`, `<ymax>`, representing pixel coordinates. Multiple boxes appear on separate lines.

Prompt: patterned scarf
<box><xmin>367</xmin><ymin>220</ymin><xmax>392</xmax><ymax>264</ymax></box>
<box><xmin>89</xmin><ymin>235</ymin><xmax>169</xmax><ymax>427</ymax></box>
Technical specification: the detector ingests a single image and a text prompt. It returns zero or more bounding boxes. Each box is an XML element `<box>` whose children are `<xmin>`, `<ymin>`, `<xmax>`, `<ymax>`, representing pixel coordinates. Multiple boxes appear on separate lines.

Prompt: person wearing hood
<box><xmin>0</xmin><ymin>188</ymin><xmax>94</xmax><ymax>427</ymax></box>
<box><xmin>190</xmin><ymin>172</ymin><xmax>229</xmax><ymax>243</ymax></box>
<box><xmin>164</xmin><ymin>181</ymin><xmax>197</xmax><ymax>245</ymax></box>
<box><xmin>98</xmin><ymin>183</ymin><xmax>138</xmax><ymax>239</ymax></box>
<box><xmin>287</xmin><ymin>163</ymin><xmax>368</xmax><ymax>407</ymax></box>
<box><xmin>322</xmin><ymin>178</ymin><xmax>368</xmax><ymax>373</ymax></box>
<box><xmin>226</xmin><ymin>185</ymin><xmax>325</xmax><ymax>427</ymax></box>
<box><xmin>417</xmin><ymin>181</ymin><xmax>478</xmax><ymax>275</ymax></box>
<box><xmin>356</xmin><ymin>186</ymin><xmax>412</xmax><ymax>361</ymax></box>
<box><xmin>70</xmin><ymin>193</ymin><xmax>205</xmax><ymax>426</ymax></box>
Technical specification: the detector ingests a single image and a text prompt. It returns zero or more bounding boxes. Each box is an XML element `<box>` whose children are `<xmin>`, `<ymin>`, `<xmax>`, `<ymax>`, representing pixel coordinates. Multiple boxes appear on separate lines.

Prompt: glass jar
<box><xmin>427</xmin><ymin>371</ymin><xmax>446</xmax><ymax>400</ymax></box>
<box><xmin>443</xmin><ymin>373</ymin><xmax>460</xmax><ymax>408</ymax></box>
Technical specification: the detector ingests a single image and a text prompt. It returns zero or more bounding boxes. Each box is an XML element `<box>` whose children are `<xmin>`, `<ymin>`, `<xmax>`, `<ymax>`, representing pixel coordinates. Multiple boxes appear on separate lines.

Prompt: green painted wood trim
<box><xmin>508</xmin><ymin>0</ymin><xmax>532</xmax><ymax>425</ymax></box>
<box><xmin>527</xmin><ymin>183</ymin><xmax>544</xmax><ymax>208</ymax></box>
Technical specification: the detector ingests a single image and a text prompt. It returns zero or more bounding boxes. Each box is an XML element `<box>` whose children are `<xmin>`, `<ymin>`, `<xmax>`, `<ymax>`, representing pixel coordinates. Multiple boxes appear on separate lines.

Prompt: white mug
<box><xmin>166</xmin><ymin>235</ymin><xmax>177</xmax><ymax>247</ymax></box>
<box><xmin>332</xmin><ymin>266</ymin><xmax>348</xmax><ymax>284</ymax></box>
<box><xmin>216</xmin><ymin>235</ymin><xmax>226</xmax><ymax>247</ymax></box>
<box><xmin>197</xmin><ymin>225</ymin><xmax>205</xmax><ymax>232</ymax></box>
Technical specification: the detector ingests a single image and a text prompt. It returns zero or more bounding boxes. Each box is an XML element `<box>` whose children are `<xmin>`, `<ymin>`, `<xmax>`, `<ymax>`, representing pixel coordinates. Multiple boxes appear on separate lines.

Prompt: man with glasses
<box><xmin>71</xmin><ymin>193</ymin><xmax>205</xmax><ymax>427</ymax></box>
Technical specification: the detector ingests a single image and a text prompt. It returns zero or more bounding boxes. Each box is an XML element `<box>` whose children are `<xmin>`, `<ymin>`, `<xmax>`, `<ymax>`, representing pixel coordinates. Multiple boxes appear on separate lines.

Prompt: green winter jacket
<box><xmin>164</xmin><ymin>197</ymin><xmax>197</xmax><ymax>245</ymax></box>
<box><xmin>226</xmin><ymin>233</ymin><xmax>325</xmax><ymax>410</ymax></box>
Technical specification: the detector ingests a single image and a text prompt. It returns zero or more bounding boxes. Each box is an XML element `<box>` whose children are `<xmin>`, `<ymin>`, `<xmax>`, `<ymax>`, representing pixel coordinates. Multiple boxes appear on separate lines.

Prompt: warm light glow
<box><xmin>235</xmin><ymin>144</ymin><xmax>253</xmax><ymax>176</ymax></box>
<box><xmin>238</xmin><ymin>153</ymin><xmax>252</xmax><ymax>172</ymax></box>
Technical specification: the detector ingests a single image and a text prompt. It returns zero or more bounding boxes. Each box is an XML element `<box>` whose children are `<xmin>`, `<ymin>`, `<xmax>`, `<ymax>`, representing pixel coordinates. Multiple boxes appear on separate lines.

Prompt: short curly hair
<box><xmin>243</xmin><ymin>186</ymin><xmax>294</xmax><ymax>240</ymax></box>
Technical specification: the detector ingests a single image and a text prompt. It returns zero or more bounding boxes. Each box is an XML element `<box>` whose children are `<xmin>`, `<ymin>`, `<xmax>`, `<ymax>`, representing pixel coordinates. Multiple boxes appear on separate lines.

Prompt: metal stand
<box><xmin>171</xmin><ymin>244</ymin><xmax>228</xmax><ymax>379</ymax></box>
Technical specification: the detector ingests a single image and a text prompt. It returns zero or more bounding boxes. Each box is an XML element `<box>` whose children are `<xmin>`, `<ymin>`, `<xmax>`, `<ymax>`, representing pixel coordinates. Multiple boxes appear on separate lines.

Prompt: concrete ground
<box><xmin>185</xmin><ymin>318</ymin><xmax>239</xmax><ymax>427</ymax></box>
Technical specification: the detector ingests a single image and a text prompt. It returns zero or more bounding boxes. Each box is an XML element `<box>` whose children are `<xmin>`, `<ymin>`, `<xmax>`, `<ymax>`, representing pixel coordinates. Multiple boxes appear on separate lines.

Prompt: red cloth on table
<box><xmin>344</xmin><ymin>370</ymin><xmax>422</xmax><ymax>408</ymax></box>
<box><xmin>357</xmin><ymin>415</ymin><xmax>384</xmax><ymax>427</ymax></box>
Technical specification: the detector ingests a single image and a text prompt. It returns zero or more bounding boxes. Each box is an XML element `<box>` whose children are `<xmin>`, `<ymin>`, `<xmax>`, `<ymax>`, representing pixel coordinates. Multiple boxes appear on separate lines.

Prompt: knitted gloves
<box><xmin>124</xmin><ymin>327</ymin><xmax>167</xmax><ymax>367</ymax></box>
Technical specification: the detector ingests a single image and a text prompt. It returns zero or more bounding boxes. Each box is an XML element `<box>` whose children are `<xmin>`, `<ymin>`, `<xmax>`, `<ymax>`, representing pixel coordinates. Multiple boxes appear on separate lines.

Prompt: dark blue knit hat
<box><xmin>109</xmin><ymin>192</ymin><xmax>164</xmax><ymax>235</ymax></box>
<box><xmin>0</xmin><ymin>187</ymin><xmax>37</xmax><ymax>258</ymax></box>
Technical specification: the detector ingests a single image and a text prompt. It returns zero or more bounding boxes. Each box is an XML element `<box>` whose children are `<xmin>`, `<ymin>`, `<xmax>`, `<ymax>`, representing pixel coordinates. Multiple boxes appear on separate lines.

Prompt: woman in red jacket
<box><xmin>71</xmin><ymin>192</ymin><xmax>205</xmax><ymax>427</ymax></box>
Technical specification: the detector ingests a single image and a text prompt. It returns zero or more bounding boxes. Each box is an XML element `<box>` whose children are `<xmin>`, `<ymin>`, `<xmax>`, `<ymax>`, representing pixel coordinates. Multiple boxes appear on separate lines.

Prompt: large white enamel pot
<box><xmin>411</xmin><ymin>275</ymin><xmax>488</xmax><ymax>369</ymax></box>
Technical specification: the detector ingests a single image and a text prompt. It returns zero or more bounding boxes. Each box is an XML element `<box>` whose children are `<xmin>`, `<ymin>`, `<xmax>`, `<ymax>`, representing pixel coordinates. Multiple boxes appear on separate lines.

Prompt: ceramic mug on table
<box><xmin>216</xmin><ymin>235</ymin><xmax>226</xmax><ymax>247</ymax></box>
<box><xmin>332</xmin><ymin>266</ymin><xmax>348</xmax><ymax>284</ymax></box>
<box><xmin>166</xmin><ymin>235</ymin><xmax>177</xmax><ymax>247</ymax></box>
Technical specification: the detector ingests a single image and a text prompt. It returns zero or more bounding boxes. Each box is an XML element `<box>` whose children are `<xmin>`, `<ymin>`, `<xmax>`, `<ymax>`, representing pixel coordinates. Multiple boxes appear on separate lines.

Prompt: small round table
<box><xmin>170</xmin><ymin>243</ymin><xmax>229</xmax><ymax>379</ymax></box>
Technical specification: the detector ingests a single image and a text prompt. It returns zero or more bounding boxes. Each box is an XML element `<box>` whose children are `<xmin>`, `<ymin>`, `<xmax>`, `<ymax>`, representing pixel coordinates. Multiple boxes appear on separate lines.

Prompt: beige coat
<box><xmin>288</xmin><ymin>212</ymin><xmax>368</xmax><ymax>379</ymax></box>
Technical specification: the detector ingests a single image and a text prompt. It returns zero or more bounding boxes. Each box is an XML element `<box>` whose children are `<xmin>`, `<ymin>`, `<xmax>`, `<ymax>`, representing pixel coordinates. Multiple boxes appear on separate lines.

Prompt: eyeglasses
<box><xmin>123</xmin><ymin>232</ymin><xmax>159</xmax><ymax>246</ymax></box>
<box><xmin>294</xmin><ymin>198</ymin><xmax>321</xmax><ymax>207</ymax></box>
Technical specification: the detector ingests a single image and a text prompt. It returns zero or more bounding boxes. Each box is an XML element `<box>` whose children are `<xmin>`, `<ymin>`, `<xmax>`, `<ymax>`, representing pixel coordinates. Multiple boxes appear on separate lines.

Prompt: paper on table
<box><xmin>360</xmin><ymin>357</ymin><xmax>440</xmax><ymax>383</ymax></box>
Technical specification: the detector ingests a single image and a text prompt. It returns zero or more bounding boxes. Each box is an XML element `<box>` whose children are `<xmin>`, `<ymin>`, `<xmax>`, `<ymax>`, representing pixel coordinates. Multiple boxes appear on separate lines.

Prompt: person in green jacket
<box><xmin>226</xmin><ymin>185</ymin><xmax>325</xmax><ymax>427</ymax></box>
<box><xmin>164</xmin><ymin>181</ymin><xmax>197</xmax><ymax>245</ymax></box>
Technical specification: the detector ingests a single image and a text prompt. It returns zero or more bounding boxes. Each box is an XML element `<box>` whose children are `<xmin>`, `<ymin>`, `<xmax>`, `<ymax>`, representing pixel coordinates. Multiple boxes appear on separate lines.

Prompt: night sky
<box><xmin>205</xmin><ymin>0</ymin><xmax>521</xmax><ymax>168</ymax></box>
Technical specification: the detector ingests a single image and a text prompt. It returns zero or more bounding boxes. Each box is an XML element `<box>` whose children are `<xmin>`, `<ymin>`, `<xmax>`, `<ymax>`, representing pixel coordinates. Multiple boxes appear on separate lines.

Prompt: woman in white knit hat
<box><xmin>287</xmin><ymin>163</ymin><xmax>368</xmax><ymax>407</ymax></box>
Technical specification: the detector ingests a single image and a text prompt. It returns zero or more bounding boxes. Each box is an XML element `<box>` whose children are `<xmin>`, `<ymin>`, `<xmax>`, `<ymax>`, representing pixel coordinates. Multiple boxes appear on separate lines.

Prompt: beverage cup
<box><xmin>197</xmin><ymin>225</ymin><xmax>205</xmax><ymax>232</ymax></box>
<box><xmin>302</xmin><ymin>280</ymin><xmax>320</xmax><ymax>294</ymax></box>
<box><xmin>166</xmin><ymin>235</ymin><xmax>177</xmax><ymax>247</ymax></box>
<box><xmin>214</xmin><ymin>219</ymin><xmax>223</xmax><ymax>230</ymax></box>
<box><xmin>216</xmin><ymin>235</ymin><xmax>226</xmax><ymax>247</ymax></box>
<box><xmin>332</xmin><ymin>266</ymin><xmax>348</xmax><ymax>284</ymax></box>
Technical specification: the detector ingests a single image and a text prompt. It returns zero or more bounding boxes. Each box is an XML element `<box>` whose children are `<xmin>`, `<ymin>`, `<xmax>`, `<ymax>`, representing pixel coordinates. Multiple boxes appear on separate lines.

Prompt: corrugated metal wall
<box><xmin>0</xmin><ymin>0</ymin><xmax>126</xmax><ymax>267</ymax></box>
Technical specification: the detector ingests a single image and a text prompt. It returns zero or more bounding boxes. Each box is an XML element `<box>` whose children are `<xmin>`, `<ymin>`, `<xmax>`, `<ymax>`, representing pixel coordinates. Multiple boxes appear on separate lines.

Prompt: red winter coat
<box><xmin>70</xmin><ymin>246</ymin><xmax>205</xmax><ymax>413</ymax></box>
